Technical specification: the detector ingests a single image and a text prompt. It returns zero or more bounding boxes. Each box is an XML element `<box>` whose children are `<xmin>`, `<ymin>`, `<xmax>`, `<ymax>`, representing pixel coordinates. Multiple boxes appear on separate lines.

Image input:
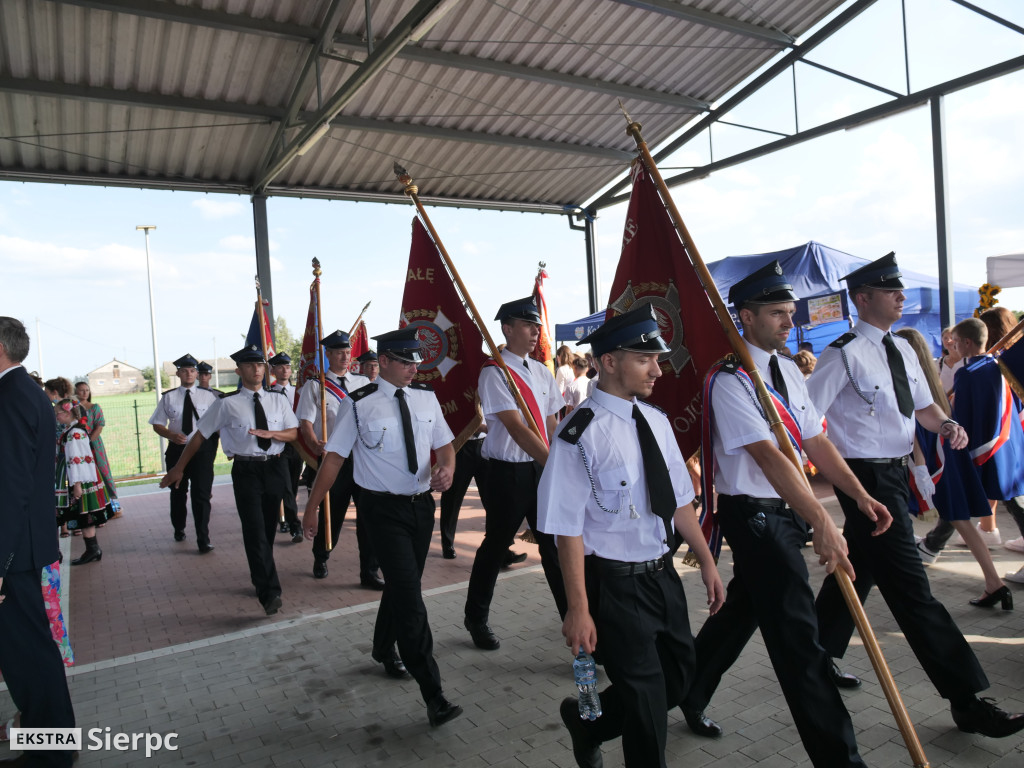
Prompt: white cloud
<box><xmin>192</xmin><ymin>197</ymin><xmax>246</xmax><ymax>220</ymax></box>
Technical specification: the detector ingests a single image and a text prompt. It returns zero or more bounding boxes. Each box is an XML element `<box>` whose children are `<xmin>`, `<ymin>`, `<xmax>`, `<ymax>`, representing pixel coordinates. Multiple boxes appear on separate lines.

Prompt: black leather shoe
<box><xmin>372</xmin><ymin>647</ymin><xmax>410</xmax><ymax>679</ymax></box>
<box><xmin>502</xmin><ymin>550</ymin><xmax>528</xmax><ymax>567</ymax></box>
<box><xmin>427</xmin><ymin>694</ymin><xmax>463</xmax><ymax>727</ymax></box>
<box><xmin>360</xmin><ymin>572</ymin><xmax>385</xmax><ymax>590</ymax></box>
<box><xmin>442</xmin><ymin>546</ymin><xmax>456</xmax><ymax>559</ymax></box>
<box><xmin>682</xmin><ymin>708</ymin><xmax>722</xmax><ymax>737</ymax></box>
<box><xmin>464</xmin><ymin>617</ymin><xmax>500</xmax><ymax>650</ymax></box>
<box><xmin>559</xmin><ymin>696</ymin><xmax>602</xmax><ymax>768</ymax></box>
<box><xmin>291</xmin><ymin>531</ymin><xmax>304</xmax><ymax>544</ymax></box>
<box><xmin>174</xmin><ymin>531</ymin><xmax>186</xmax><ymax>542</ymax></box>
<box><xmin>262</xmin><ymin>595</ymin><xmax>282</xmax><ymax>616</ymax></box>
<box><xmin>952</xmin><ymin>697</ymin><xmax>1024</xmax><ymax>737</ymax></box>
<box><xmin>279</xmin><ymin>521</ymin><xmax>290</xmax><ymax>534</ymax></box>
<box><xmin>199</xmin><ymin>543</ymin><xmax>215</xmax><ymax>554</ymax></box>
<box><xmin>313</xmin><ymin>560</ymin><xmax>328</xmax><ymax>579</ymax></box>
<box><xmin>829</xmin><ymin>660</ymin><xmax>861</xmax><ymax>689</ymax></box>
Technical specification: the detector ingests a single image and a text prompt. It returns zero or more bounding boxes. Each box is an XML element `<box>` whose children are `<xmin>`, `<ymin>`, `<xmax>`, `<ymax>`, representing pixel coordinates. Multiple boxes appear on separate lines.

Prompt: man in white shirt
<box><xmin>270</xmin><ymin>352</ymin><xmax>304</xmax><ymax>543</ymax></box>
<box><xmin>463</xmin><ymin>297</ymin><xmax>568</xmax><ymax>650</ymax></box>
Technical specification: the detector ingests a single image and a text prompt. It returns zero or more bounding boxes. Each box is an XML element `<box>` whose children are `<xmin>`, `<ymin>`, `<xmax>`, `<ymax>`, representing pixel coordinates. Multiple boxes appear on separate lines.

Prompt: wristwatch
<box><xmin>941</xmin><ymin>418</ymin><xmax>960</xmax><ymax>430</ymax></box>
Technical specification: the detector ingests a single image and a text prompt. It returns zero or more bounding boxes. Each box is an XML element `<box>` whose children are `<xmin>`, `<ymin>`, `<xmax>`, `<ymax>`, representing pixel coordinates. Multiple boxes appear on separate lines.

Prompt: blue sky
<box><xmin>3</xmin><ymin>0</ymin><xmax>1023</xmax><ymax>380</ymax></box>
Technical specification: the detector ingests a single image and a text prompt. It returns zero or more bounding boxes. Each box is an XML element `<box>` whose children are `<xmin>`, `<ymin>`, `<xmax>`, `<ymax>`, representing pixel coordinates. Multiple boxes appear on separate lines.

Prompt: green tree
<box><xmin>274</xmin><ymin>316</ymin><xmax>303</xmax><ymax>366</ymax></box>
<box><xmin>141</xmin><ymin>366</ymin><xmax>170</xmax><ymax>391</ymax></box>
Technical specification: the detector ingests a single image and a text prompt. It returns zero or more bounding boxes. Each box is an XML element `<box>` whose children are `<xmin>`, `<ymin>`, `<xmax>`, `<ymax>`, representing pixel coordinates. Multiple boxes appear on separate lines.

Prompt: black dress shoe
<box><xmin>464</xmin><ymin>617</ymin><xmax>500</xmax><ymax>650</ymax></box>
<box><xmin>952</xmin><ymin>697</ymin><xmax>1024</xmax><ymax>737</ymax></box>
<box><xmin>502</xmin><ymin>550</ymin><xmax>528</xmax><ymax>567</ymax></box>
<box><xmin>199</xmin><ymin>543</ymin><xmax>215</xmax><ymax>554</ymax></box>
<box><xmin>559</xmin><ymin>696</ymin><xmax>602</xmax><ymax>768</ymax></box>
<box><xmin>291</xmin><ymin>531</ymin><xmax>304</xmax><ymax>544</ymax></box>
<box><xmin>262</xmin><ymin>595</ymin><xmax>282</xmax><ymax>616</ymax></box>
<box><xmin>442</xmin><ymin>546</ymin><xmax>456</xmax><ymax>559</ymax></box>
<box><xmin>682</xmin><ymin>708</ymin><xmax>722</xmax><ymax>737</ymax></box>
<box><xmin>969</xmin><ymin>585</ymin><xmax>1013</xmax><ymax>610</ymax></box>
<box><xmin>372</xmin><ymin>647</ymin><xmax>410</xmax><ymax>679</ymax></box>
<box><xmin>829</xmin><ymin>660</ymin><xmax>861</xmax><ymax>689</ymax></box>
<box><xmin>313</xmin><ymin>560</ymin><xmax>328</xmax><ymax>579</ymax></box>
<box><xmin>427</xmin><ymin>694</ymin><xmax>463</xmax><ymax>727</ymax></box>
<box><xmin>174</xmin><ymin>531</ymin><xmax>186</xmax><ymax>542</ymax></box>
<box><xmin>279</xmin><ymin>521</ymin><xmax>290</xmax><ymax>534</ymax></box>
<box><xmin>360</xmin><ymin>572</ymin><xmax>385</xmax><ymax>590</ymax></box>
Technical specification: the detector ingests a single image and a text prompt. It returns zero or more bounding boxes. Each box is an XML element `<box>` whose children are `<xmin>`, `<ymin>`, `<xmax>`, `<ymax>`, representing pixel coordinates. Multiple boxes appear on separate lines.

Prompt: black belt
<box><xmin>591</xmin><ymin>555</ymin><xmax>667</xmax><ymax>577</ymax></box>
<box><xmin>847</xmin><ymin>455</ymin><xmax>910</xmax><ymax>467</ymax></box>
<box><xmin>365</xmin><ymin>489</ymin><xmax>432</xmax><ymax>501</ymax></box>
<box><xmin>232</xmin><ymin>454</ymin><xmax>281</xmax><ymax>463</ymax></box>
<box><xmin>718</xmin><ymin>494</ymin><xmax>787</xmax><ymax>511</ymax></box>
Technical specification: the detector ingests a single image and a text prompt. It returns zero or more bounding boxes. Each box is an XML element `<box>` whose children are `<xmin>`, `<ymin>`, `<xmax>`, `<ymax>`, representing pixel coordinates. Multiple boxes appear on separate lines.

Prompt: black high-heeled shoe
<box><xmin>969</xmin><ymin>585</ymin><xmax>1013</xmax><ymax>610</ymax></box>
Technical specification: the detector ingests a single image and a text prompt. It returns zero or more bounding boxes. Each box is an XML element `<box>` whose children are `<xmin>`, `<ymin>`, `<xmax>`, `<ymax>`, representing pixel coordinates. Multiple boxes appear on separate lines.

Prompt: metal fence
<box><xmin>93</xmin><ymin>394</ymin><xmax>229</xmax><ymax>479</ymax></box>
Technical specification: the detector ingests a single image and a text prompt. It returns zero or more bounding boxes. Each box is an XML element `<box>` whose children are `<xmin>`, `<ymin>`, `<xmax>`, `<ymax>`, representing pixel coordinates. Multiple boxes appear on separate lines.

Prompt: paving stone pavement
<box><xmin>3</xmin><ymin>481</ymin><xmax>1024</xmax><ymax>767</ymax></box>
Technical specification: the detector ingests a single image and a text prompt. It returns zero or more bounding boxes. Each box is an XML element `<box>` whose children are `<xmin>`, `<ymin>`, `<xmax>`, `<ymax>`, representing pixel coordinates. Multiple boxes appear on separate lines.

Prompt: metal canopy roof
<box><xmin>0</xmin><ymin>0</ymin><xmax>847</xmax><ymax>213</ymax></box>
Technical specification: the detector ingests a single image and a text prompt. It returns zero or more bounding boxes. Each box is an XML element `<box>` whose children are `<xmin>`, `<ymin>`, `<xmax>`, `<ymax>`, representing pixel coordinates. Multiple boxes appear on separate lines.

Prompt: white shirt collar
<box><xmin>742</xmin><ymin>337</ymin><xmax>776</xmax><ymax>371</ymax></box>
<box><xmin>854</xmin><ymin>321</ymin><xmax>889</xmax><ymax>345</ymax></box>
<box><xmin>591</xmin><ymin>386</ymin><xmax>637</xmax><ymax>424</ymax></box>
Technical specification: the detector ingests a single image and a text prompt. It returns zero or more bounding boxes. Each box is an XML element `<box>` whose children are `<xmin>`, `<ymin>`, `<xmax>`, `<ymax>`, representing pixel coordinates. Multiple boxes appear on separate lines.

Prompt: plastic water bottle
<box><xmin>573</xmin><ymin>648</ymin><xmax>602</xmax><ymax>721</ymax></box>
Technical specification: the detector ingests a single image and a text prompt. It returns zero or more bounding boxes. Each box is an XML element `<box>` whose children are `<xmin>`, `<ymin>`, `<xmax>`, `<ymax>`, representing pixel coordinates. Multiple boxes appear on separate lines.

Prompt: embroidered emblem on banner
<box><xmin>609</xmin><ymin>279</ymin><xmax>693</xmax><ymax>375</ymax></box>
<box><xmin>403</xmin><ymin>307</ymin><xmax>461</xmax><ymax>381</ymax></box>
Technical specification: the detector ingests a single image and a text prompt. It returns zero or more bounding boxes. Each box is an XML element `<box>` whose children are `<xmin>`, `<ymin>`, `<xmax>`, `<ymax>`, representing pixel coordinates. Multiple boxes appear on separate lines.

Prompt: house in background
<box><xmin>87</xmin><ymin>359</ymin><xmax>145</xmax><ymax>394</ymax></box>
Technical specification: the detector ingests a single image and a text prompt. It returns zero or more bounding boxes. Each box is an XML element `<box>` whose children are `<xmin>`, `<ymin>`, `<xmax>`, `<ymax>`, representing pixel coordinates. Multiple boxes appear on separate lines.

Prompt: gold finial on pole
<box><xmin>312</xmin><ymin>257</ymin><xmax>321</xmax><ymax>278</ymax></box>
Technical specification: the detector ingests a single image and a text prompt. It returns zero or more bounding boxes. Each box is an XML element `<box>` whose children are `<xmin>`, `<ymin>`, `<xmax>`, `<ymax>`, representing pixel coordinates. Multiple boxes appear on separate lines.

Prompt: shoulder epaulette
<box><xmin>409</xmin><ymin>381</ymin><xmax>433</xmax><ymax>392</ymax></box>
<box><xmin>349</xmin><ymin>383</ymin><xmax>378</xmax><ymax>401</ymax></box>
<box><xmin>224</xmin><ymin>389</ymin><xmax>243</xmax><ymax>397</ymax></box>
<box><xmin>161</xmin><ymin>387</ymin><xmax>179</xmax><ymax>396</ymax></box>
<box><xmin>829</xmin><ymin>332</ymin><xmax>857</xmax><ymax>349</ymax></box>
<box><xmin>557</xmin><ymin>407</ymin><xmax>594</xmax><ymax>444</ymax></box>
<box><xmin>718</xmin><ymin>358</ymin><xmax>741</xmax><ymax>375</ymax></box>
<box><xmin>264</xmin><ymin>388</ymin><xmax>288</xmax><ymax>397</ymax></box>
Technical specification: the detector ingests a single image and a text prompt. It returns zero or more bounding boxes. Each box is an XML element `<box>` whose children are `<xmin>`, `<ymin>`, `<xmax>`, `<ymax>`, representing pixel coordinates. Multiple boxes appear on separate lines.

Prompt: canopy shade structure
<box><xmin>555</xmin><ymin>310</ymin><xmax>607</xmax><ymax>344</ymax></box>
<box><xmin>0</xmin><ymin>0</ymin><xmax>847</xmax><ymax>212</ymax></box>
<box><xmin>987</xmin><ymin>254</ymin><xmax>1024</xmax><ymax>289</ymax></box>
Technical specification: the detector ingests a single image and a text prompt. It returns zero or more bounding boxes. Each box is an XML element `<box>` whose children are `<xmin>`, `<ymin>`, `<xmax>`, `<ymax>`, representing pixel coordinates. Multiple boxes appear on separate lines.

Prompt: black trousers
<box><xmin>311</xmin><ymin>458</ymin><xmax>378</xmax><ymax>577</ymax></box>
<box><xmin>465</xmin><ymin>459</ymin><xmax>567</xmax><ymax>622</ymax></box>
<box><xmin>577</xmin><ymin>558</ymin><xmax>696</xmax><ymax>768</ymax></box>
<box><xmin>0</xmin><ymin>569</ymin><xmax>76</xmax><ymax>768</ymax></box>
<box><xmin>815</xmin><ymin>459</ymin><xmax>988</xmax><ymax>700</ymax></box>
<box><xmin>438</xmin><ymin>437</ymin><xmax>486</xmax><ymax>552</ymax></box>
<box><xmin>363</xmin><ymin>491</ymin><xmax>443</xmax><ymax>704</ymax></box>
<box><xmin>279</xmin><ymin>443</ymin><xmax>302</xmax><ymax>530</ymax></box>
<box><xmin>166</xmin><ymin>440</ymin><xmax>216</xmax><ymax>546</ymax></box>
<box><xmin>230</xmin><ymin>457</ymin><xmax>288</xmax><ymax>604</ymax></box>
<box><xmin>685</xmin><ymin>495</ymin><xmax>864</xmax><ymax>768</ymax></box>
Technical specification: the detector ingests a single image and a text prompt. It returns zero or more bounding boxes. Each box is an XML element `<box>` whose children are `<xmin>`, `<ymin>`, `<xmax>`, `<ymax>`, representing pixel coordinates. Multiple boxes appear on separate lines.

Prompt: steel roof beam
<box><xmin>330</xmin><ymin>115</ymin><xmax>633</xmax><ymax>160</ymax></box>
<box><xmin>587</xmin><ymin>0</ymin><xmax>881</xmax><ymax>209</ymax></box>
<box><xmin>47</xmin><ymin>0</ymin><xmax>316</xmax><ymax>43</ymax></box>
<box><xmin>0</xmin><ymin>76</ymin><xmax>284</xmax><ymax>120</ymax></box>
<box><xmin>607</xmin><ymin>0</ymin><xmax>794</xmax><ymax>45</ymax></box>
<box><xmin>595</xmin><ymin>52</ymin><xmax>1024</xmax><ymax>207</ymax></box>
<box><xmin>332</xmin><ymin>34</ymin><xmax>710</xmax><ymax>110</ymax></box>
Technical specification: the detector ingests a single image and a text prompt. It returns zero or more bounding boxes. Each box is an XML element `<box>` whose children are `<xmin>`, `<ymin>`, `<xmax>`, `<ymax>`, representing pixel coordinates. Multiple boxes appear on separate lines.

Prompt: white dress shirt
<box><xmin>537</xmin><ymin>387</ymin><xmax>694</xmax><ymax>562</ymax></box>
<box><xmin>196</xmin><ymin>387</ymin><xmax>297</xmax><ymax>457</ymax></box>
<box><xmin>710</xmin><ymin>339</ymin><xmax>824</xmax><ymax>498</ymax></box>
<box><xmin>478</xmin><ymin>348</ymin><xmax>563</xmax><ymax>462</ymax></box>
<box><xmin>271</xmin><ymin>380</ymin><xmax>298</xmax><ymax>410</ymax></box>
<box><xmin>806</xmin><ymin>321</ymin><xmax>932</xmax><ymax>459</ymax></box>
<box><xmin>295</xmin><ymin>370</ymin><xmax>370</xmax><ymax>440</ymax></box>
<box><xmin>324</xmin><ymin>378</ymin><xmax>454</xmax><ymax>495</ymax></box>
<box><xmin>149</xmin><ymin>383</ymin><xmax>221</xmax><ymax>438</ymax></box>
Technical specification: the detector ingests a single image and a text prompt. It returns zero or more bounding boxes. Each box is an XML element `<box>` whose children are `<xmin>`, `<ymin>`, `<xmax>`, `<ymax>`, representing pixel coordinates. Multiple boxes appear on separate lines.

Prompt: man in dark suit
<box><xmin>0</xmin><ymin>316</ymin><xmax>76</xmax><ymax>767</ymax></box>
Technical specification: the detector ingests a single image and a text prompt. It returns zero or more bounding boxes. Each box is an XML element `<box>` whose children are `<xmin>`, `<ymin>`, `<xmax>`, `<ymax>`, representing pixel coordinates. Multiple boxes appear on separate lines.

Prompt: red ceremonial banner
<box><xmin>349</xmin><ymin>320</ymin><xmax>369</xmax><ymax>373</ymax></box>
<box><xmin>531</xmin><ymin>266</ymin><xmax>555</xmax><ymax>374</ymax></box>
<box><xmin>605</xmin><ymin>161</ymin><xmax>732</xmax><ymax>459</ymax></box>
<box><xmin>294</xmin><ymin>279</ymin><xmax>327</xmax><ymax>467</ymax></box>
<box><xmin>400</xmin><ymin>217</ymin><xmax>489</xmax><ymax>452</ymax></box>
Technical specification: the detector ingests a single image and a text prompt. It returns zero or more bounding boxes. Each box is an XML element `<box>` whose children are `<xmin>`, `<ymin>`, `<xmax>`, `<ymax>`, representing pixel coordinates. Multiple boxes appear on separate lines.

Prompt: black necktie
<box><xmin>339</xmin><ymin>375</ymin><xmax>348</xmax><ymax>393</ymax></box>
<box><xmin>768</xmin><ymin>355</ymin><xmax>790</xmax><ymax>404</ymax></box>
<box><xmin>523</xmin><ymin>359</ymin><xmax>530</xmax><ymax>371</ymax></box>
<box><xmin>182</xmin><ymin>389</ymin><xmax>196</xmax><ymax>434</ymax></box>
<box><xmin>632</xmin><ymin>405</ymin><xmax>675</xmax><ymax>521</ymax></box>
<box><xmin>253</xmin><ymin>392</ymin><xmax>271</xmax><ymax>451</ymax></box>
<box><xmin>395</xmin><ymin>389</ymin><xmax>418</xmax><ymax>474</ymax></box>
<box><xmin>882</xmin><ymin>333</ymin><xmax>914</xmax><ymax>418</ymax></box>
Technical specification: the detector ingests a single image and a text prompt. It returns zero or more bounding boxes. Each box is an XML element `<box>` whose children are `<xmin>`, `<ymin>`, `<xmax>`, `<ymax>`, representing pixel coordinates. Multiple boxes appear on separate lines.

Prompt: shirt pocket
<box><xmin>414</xmin><ymin>411</ymin><xmax>435</xmax><ymax>445</ymax></box>
<box><xmin>857</xmin><ymin>373</ymin><xmax>888</xmax><ymax>412</ymax></box>
<box><xmin>222</xmin><ymin>418</ymin><xmax>252</xmax><ymax>446</ymax></box>
<box><xmin>595</xmin><ymin>463</ymin><xmax>640</xmax><ymax>511</ymax></box>
<box><xmin>364</xmin><ymin>417</ymin><xmax>398</xmax><ymax>451</ymax></box>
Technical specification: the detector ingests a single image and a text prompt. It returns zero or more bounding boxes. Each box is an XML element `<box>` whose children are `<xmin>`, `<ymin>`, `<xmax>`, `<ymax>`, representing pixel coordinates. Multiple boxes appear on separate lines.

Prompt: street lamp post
<box><xmin>136</xmin><ymin>225</ymin><xmax>166</xmax><ymax>472</ymax></box>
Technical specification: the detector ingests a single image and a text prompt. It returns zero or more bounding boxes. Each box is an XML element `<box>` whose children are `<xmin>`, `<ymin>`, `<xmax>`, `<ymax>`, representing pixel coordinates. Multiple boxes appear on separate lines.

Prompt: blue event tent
<box><xmin>707</xmin><ymin>241</ymin><xmax>977</xmax><ymax>354</ymax></box>
<box><xmin>557</xmin><ymin>242</ymin><xmax>977</xmax><ymax>355</ymax></box>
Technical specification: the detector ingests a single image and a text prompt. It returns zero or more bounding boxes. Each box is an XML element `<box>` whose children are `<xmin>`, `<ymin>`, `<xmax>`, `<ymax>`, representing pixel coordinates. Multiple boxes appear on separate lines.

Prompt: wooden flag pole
<box><xmin>348</xmin><ymin>301</ymin><xmax>372</xmax><ymax>337</ymax></box>
<box><xmin>987</xmin><ymin>316</ymin><xmax>1024</xmax><ymax>356</ymax></box>
<box><xmin>312</xmin><ymin>258</ymin><xmax>332</xmax><ymax>551</ymax></box>
<box><xmin>621</xmin><ymin>107</ymin><xmax>929</xmax><ymax>768</ymax></box>
<box><xmin>393</xmin><ymin>162</ymin><xmax>545</xmax><ymax>445</ymax></box>
<box><xmin>255</xmin><ymin>276</ymin><xmax>272</xmax><ymax>389</ymax></box>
